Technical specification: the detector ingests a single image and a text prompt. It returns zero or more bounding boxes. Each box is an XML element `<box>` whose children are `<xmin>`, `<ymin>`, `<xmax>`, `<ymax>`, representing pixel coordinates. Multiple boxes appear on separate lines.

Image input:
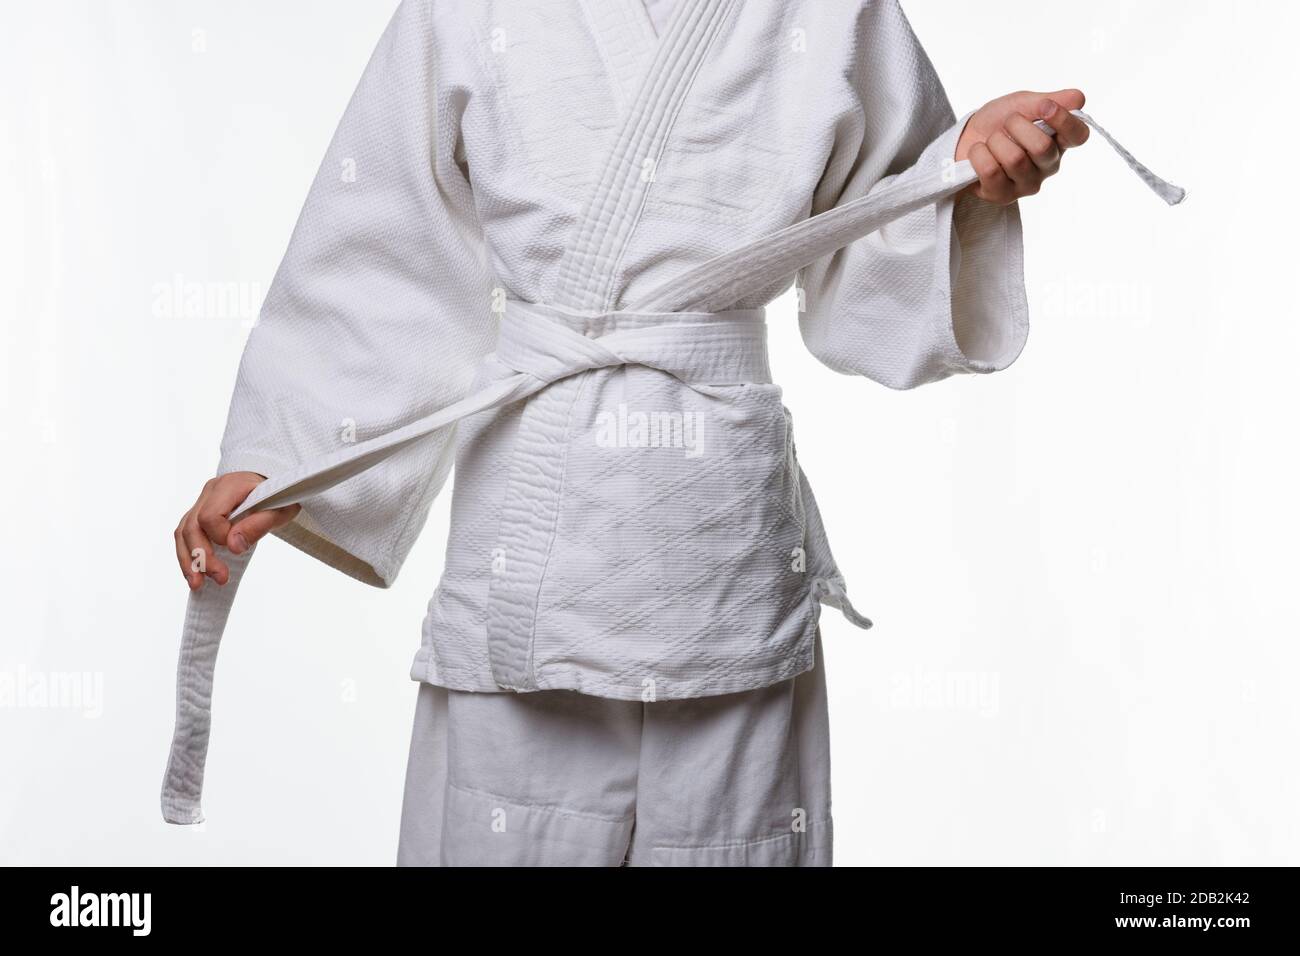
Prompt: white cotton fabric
<box><xmin>163</xmin><ymin>0</ymin><xmax>1183</xmax><ymax>823</ymax></box>
<box><xmin>397</xmin><ymin>633</ymin><xmax>832</xmax><ymax>867</ymax></box>
<box><xmin>223</xmin><ymin>0</ymin><xmax>1021</xmax><ymax>697</ymax></box>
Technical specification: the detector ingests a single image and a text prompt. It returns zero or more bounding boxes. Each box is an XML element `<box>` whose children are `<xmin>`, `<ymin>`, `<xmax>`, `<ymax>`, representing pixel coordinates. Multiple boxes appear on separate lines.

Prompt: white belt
<box><xmin>162</xmin><ymin>110</ymin><xmax>1184</xmax><ymax>824</ymax></box>
<box><xmin>229</xmin><ymin>302</ymin><xmax>770</xmax><ymax>521</ymax></box>
<box><xmin>161</xmin><ymin>303</ymin><xmax>769</xmax><ymax>824</ymax></box>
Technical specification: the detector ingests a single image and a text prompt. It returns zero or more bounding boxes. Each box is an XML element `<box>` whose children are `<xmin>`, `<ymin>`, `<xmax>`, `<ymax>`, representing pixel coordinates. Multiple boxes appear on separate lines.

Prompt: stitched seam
<box><xmin>559</xmin><ymin>4</ymin><xmax>695</xmax><ymax>301</ymax></box>
<box><xmin>446</xmin><ymin>781</ymin><xmax>634</xmax><ymax>826</ymax></box>
<box><xmin>523</xmin><ymin>372</ymin><xmax>590</xmax><ymax>687</ymax></box>
<box><xmin>601</xmin><ymin>0</ymin><xmax>736</xmax><ymax>311</ymax></box>
<box><xmin>163</xmin><ymin>591</ymin><xmax>205</xmax><ymax>803</ymax></box>
<box><xmin>424</xmin><ymin>638</ymin><xmax>814</xmax><ymax>699</ymax></box>
<box><xmin>533</xmin><ymin>643</ymin><xmax>815</xmax><ymax>697</ymax></box>
<box><xmin>651</xmin><ymin>819</ymin><xmax>833</xmax><ymax>852</ymax></box>
<box><xmin>563</xmin><ymin>0</ymin><xmax>730</xmax><ymax>307</ymax></box>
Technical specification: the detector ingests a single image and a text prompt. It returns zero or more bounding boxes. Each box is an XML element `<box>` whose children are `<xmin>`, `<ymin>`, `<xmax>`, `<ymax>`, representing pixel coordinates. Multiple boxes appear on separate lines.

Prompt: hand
<box><xmin>955</xmin><ymin>89</ymin><xmax>1091</xmax><ymax>205</ymax></box>
<box><xmin>173</xmin><ymin>472</ymin><xmax>300</xmax><ymax>590</ymax></box>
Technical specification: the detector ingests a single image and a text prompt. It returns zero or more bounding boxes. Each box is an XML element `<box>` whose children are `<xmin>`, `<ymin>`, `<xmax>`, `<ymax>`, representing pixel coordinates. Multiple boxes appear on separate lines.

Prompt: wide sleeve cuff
<box><xmin>927</xmin><ymin>113</ymin><xmax>1030</xmax><ymax>377</ymax></box>
<box><xmin>214</xmin><ymin>449</ymin><xmax>390</xmax><ymax>588</ymax></box>
<box><xmin>798</xmin><ymin>112</ymin><xmax>1030</xmax><ymax>392</ymax></box>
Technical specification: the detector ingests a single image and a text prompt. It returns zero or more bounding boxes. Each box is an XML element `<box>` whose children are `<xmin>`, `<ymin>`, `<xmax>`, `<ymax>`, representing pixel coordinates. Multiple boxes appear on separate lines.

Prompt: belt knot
<box><xmin>498</xmin><ymin>300</ymin><xmax>771</xmax><ymax>387</ymax></box>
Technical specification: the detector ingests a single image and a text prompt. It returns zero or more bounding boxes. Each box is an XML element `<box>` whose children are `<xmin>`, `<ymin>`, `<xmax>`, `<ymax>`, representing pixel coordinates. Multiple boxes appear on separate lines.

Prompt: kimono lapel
<box><xmin>578</xmin><ymin>0</ymin><xmax>660</xmax><ymax>109</ymax></box>
<box><xmin>482</xmin><ymin>0</ymin><xmax>741</xmax><ymax>693</ymax></box>
<box><xmin>556</xmin><ymin>0</ymin><xmax>738</xmax><ymax>313</ymax></box>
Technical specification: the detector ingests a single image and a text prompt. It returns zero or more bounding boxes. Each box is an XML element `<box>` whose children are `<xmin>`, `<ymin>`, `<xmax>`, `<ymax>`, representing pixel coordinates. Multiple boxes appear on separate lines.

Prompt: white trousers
<box><xmin>397</xmin><ymin>635</ymin><xmax>832</xmax><ymax>866</ymax></box>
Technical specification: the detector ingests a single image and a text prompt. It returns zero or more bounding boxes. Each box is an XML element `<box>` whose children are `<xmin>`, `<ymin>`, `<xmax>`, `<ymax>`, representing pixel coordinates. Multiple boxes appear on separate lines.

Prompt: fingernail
<box><xmin>1040</xmin><ymin>100</ymin><xmax>1058</xmax><ymax>119</ymax></box>
<box><xmin>230</xmin><ymin>532</ymin><xmax>247</xmax><ymax>553</ymax></box>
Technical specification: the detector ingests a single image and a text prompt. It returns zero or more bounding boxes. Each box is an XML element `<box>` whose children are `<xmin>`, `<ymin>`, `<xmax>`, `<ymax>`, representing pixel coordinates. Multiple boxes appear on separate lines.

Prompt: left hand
<box><xmin>955</xmin><ymin>89</ymin><xmax>1091</xmax><ymax>205</ymax></box>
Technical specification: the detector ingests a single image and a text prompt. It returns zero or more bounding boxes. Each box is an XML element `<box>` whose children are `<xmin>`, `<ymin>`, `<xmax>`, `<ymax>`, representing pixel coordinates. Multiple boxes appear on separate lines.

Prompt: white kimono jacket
<box><xmin>163</xmin><ymin>0</ymin><xmax>1182</xmax><ymax>823</ymax></box>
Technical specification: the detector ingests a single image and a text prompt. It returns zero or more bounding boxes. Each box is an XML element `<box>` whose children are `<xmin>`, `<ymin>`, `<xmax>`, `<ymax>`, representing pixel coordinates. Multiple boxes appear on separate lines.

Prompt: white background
<box><xmin>2</xmin><ymin>1</ymin><xmax>1295</xmax><ymax>866</ymax></box>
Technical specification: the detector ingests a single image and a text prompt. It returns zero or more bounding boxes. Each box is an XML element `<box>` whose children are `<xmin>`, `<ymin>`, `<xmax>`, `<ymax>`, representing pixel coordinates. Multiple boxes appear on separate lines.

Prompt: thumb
<box><xmin>228</xmin><ymin>504</ymin><xmax>300</xmax><ymax>555</ymax></box>
<box><xmin>1007</xmin><ymin>88</ymin><xmax>1085</xmax><ymax>121</ymax></box>
<box><xmin>1037</xmin><ymin>88</ymin><xmax>1085</xmax><ymax>114</ymax></box>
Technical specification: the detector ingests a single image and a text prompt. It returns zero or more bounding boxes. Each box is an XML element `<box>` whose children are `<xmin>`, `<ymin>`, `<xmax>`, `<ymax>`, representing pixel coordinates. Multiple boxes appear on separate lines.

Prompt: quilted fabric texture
<box><xmin>163</xmin><ymin>0</ymin><xmax>1186</xmax><ymax>822</ymax></box>
<box><xmin>216</xmin><ymin>0</ymin><xmax>1020</xmax><ymax>701</ymax></box>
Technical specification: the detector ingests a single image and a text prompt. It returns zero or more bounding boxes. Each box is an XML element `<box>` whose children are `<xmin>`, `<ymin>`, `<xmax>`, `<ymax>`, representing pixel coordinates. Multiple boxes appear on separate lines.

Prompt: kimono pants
<box><xmin>397</xmin><ymin>635</ymin><xmax>832</xmax><ymax>866</ymax></box>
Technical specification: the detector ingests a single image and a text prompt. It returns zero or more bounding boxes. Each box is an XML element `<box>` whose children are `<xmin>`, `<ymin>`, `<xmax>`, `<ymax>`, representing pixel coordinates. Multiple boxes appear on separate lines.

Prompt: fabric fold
<box><xmin>163</xmin><ymin>107</ymin><xmax>1180</xmax><ymax>818</ymax></box>
<box><xmin>161</xmin><ymin>0</ymin><xmax>1188</xmax><ymax>830</ymax></box>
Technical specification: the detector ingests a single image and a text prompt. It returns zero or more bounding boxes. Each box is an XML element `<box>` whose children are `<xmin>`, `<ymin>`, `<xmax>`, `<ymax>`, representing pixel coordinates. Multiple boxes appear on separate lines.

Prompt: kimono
<box><xmin>162</xmin><ymin>0</ymin><xmax>1182</xmax><ymax>829</ymax></box>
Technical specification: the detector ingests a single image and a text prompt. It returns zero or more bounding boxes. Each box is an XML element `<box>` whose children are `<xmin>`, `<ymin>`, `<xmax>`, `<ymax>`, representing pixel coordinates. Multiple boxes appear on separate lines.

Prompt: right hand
<box><xmin>955</xmin><ymin>89</ymin><xmax>1091</xmax><ymax>206</ymax></box>
<box><xmin>173</xmin><ymin>472</ymin><xmax>301</xmax><ymax>590</ymax></box>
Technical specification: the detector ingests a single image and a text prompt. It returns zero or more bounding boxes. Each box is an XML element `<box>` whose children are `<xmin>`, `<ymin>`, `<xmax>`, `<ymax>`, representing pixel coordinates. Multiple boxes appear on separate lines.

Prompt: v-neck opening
<box><xmin>642</xmin><ymin>0</ymin><xmax>679</xmax><ymax>38</ymax></box>
<box><xmin>557</xmin><ymin>0</ymin><xmax>738</xmax><ymax>311</ymax></box>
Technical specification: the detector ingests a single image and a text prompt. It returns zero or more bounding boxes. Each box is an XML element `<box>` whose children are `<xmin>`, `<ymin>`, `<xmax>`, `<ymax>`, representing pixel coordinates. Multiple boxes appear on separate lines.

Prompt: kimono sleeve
<box><xmin>798</xmin><ymin>0</ymin><xmax>1028</xmax><ymax>391</ymax></box>
<box><xmin>215</xmin><ymin>0</ymin><xmax>495</xmax><ymax>587</ymax></box>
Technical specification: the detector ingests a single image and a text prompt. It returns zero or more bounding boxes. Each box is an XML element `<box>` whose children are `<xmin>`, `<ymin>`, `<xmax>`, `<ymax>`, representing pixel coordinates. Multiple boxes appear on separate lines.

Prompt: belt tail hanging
<box><xmin>161</xmin><ymin>547</ymin><xmax>253</xmax><ymax>825</ymax></box>
<box><xmin>1037</xmin><ymin>110</ymin><xmax>1186</xmax><ymax>206</ymax></box>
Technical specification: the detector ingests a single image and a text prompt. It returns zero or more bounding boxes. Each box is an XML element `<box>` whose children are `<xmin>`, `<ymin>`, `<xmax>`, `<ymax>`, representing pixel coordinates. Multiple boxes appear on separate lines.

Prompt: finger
<box><xmin>196</xmin><ymin>472</ymin><xmax>268</xmax><ymax>566</ymax></box>
<box><xmin>180</xmin><ymin>512</ymin><xmax>219</xmax><ymax>590</ymax></box>
<box><xmin>968</xmin><ymin>141</ymin><xmax>1016</xmax><ymax>205</ymax></box>
<box><xmin>229</xmin><ymin>503</ymin><xmax>301</xmax><ymax>555</ymax></box>
<box><xmin>987</xmin><ymin>129</ymin><xmax>1042</xmax><ymax>196</ymax></box>
<box><xmin>1037</xmin><ymin>94</ymin><xmax>1090</xmax><ymax>149</ymax></box>
<box><xmin>1045</xmin><ymin>87</ymin><xmax>1086</xmax><ymax>113</ymax></box>
<box><xmin>192</xmin><ymin>485</ymin><xmax>235</xmax><ymax>583</ymax></box>
<box><xmin>1005</xmin><ymin>113</ymin><xmax>1060</xmax><ymax>173</ymax></box>
<box><xmin>200</xmin><ymin>538</ymin><xmax>231</xmax><ymax>585</ymax></box>
<box><xmin>174</xmin><ymin>516</ymin><xmax>202</xmax><ymax>590</ymax></box>
<box><xmin>197</xmin><ymin>500</ymin><xmax>232</xmax><ymax>550</ymax></box>
<box><xmin>200</xmin><ymin>474</ymin><xmax>265</xmax><ymax>544</ymax></box>
<box><xmin>194</xmin><ymin>506</ymin><xmax>234</xmax><ymax>585</ymax></box>
<box><xmin>1010</xmin><ymin>88</ymin><xmax>1083</xmax><ymax>120</ymax></box>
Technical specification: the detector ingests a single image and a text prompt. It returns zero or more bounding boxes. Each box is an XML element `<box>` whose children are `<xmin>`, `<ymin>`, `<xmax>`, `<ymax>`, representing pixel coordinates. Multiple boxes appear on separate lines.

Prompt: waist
<box><xmin>498</xmin><ymin>299</ymin><xmax>772</xmax><ymax>387</ymax></box>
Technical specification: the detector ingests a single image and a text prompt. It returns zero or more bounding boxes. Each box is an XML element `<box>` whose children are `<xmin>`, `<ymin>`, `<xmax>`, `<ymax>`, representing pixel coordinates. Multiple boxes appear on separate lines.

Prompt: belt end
<box><xmin>161</xmin><ymin>792</ymin><xmax>205</xmax><ymax>826</ymax></box>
